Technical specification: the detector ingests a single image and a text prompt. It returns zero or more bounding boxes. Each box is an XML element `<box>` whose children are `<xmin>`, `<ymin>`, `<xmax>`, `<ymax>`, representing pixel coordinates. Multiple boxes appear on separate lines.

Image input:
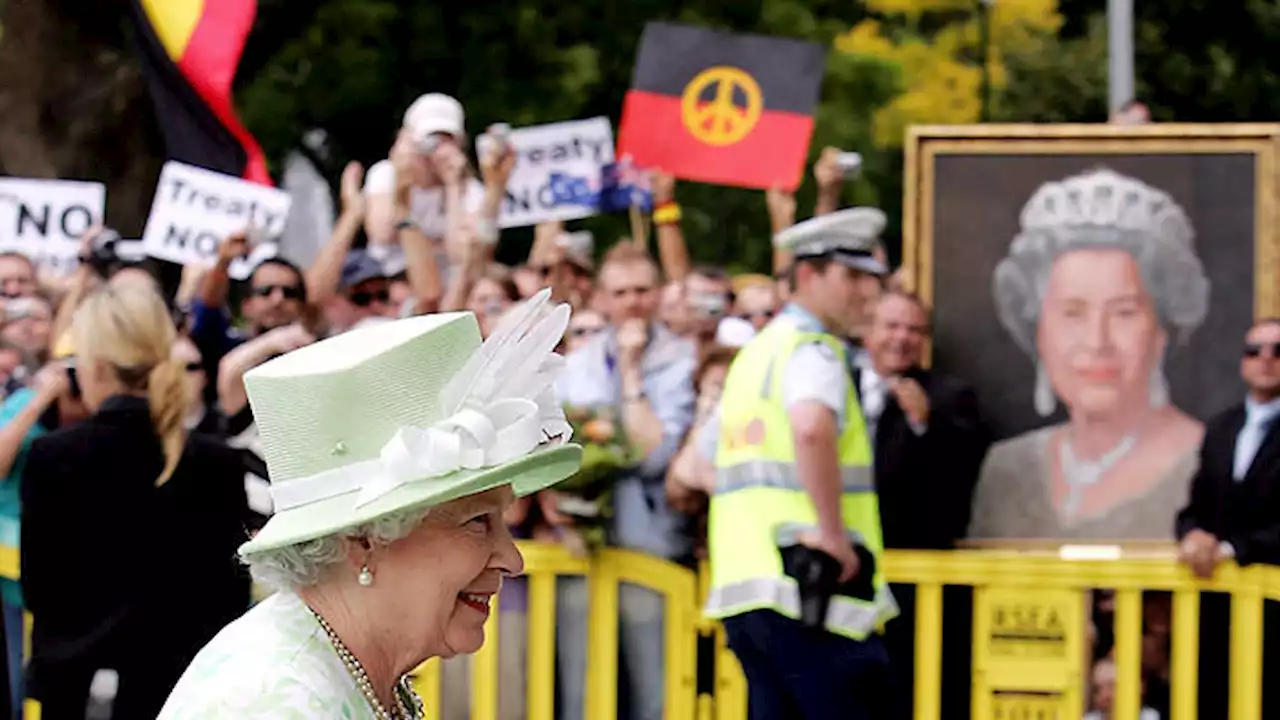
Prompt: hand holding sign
<box><xmin>141</xmin><ymin>162</ymin><xmax>291</xmax><ymax>274</ymax></box>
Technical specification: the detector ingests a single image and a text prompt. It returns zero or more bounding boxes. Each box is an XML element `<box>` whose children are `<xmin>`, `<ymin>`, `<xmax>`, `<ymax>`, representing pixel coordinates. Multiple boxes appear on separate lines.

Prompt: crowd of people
<box><xmin>0</xmin><ymin>90</ymin><xmax>1276</xmax><ymax>720</ymax></box>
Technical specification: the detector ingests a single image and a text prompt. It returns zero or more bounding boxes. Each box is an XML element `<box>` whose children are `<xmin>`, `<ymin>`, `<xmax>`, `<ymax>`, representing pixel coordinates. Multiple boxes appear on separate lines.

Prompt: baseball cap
<box><xmin>341</xmin><ymin>249</ymin><xmax>388</xmax><ymax>290</ymax></box>
<box><xmin>403</xmin><ymin>93</ymin><xmax>465</xmax><ymax>150</ymax></box>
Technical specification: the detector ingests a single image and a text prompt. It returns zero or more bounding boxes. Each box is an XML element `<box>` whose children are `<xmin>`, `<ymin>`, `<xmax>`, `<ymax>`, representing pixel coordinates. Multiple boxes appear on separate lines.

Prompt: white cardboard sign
<box><xmin>499</xmin><ymin>117</ymin><xmax>614</xmax><ymax>229</ymax></box>
<box><xmin>0</xmin><ymin>177</ymin><xmax>105</xmax><ymax>276</ymax></box>
<box><xmin>142</xmin><ymin>161</ymin><xmax>291</xmax><ymax>277</ymax></box>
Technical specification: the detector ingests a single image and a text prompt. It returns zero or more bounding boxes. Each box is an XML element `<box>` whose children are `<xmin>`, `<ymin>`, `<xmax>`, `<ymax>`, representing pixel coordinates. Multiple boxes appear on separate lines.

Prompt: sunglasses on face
<box><xmin>1245</xmin><ymin>342</ymin><xmax>1280</xmax><ymax>358</ymax></box>
<box><xmin>349</xmin><ymin>288</ymin><xmax>391</xmax><ymax>308</ymax></box>
<box><xmin>570</xmin><ymin>325</ymin><xmax>603</xmax><ymax>338</ymax></box>
<box><xmin>252</xmin><ymin>284</ymin><xmax>303</xmax><ymax>300</ymax></box>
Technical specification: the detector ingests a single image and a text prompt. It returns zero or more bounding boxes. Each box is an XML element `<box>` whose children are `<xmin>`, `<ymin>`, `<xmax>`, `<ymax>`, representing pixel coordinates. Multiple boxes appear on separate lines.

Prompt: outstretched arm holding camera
<box><xmin>48</xmin><ymin>227</ymin><xmax>106</xmax><ymax>357</ymax></box>
<box><xmin>0</xmin><ymin>364</ymin><xmax>66</xmax><ymax>478</ymax></box>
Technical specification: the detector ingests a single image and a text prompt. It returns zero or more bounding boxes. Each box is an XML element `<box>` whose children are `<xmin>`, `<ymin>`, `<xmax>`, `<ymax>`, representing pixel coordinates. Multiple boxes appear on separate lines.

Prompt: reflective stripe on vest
<box><xmin>715</xmin><ymin>460</ymin><xmax>875</xmax><ymax>496</ymax></box>
<box><xmin>704</xmin><ymin>576</ymin><xmax>900</xmax><ymax>640</ymax></box>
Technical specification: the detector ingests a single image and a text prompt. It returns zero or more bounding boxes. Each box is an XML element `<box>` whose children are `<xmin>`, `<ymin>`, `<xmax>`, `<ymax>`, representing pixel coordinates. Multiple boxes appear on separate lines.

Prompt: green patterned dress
<box><xmin>158</xmin><ymin>591</ymin><xmax>374</xmax><ymax>718</ymax></box>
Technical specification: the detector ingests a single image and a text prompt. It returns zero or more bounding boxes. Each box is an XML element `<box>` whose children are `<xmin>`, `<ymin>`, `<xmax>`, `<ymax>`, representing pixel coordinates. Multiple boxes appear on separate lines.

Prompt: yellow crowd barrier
<box><xmin>409</xmin><ymin>542</ymin><xmax>1272</xmax><ymax>720</ymax></box>
<box><xmin>9</xmin><ymin>542</ymin><xmax>1276</xmax><ymax>719</ymax></box>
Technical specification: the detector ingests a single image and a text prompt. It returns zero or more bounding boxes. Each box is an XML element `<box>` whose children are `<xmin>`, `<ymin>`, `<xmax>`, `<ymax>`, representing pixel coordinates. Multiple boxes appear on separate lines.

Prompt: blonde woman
<box><xmin>20</xmin><ymin>285</ymin><xmax>250</xmax><ymax>718</ymax></box>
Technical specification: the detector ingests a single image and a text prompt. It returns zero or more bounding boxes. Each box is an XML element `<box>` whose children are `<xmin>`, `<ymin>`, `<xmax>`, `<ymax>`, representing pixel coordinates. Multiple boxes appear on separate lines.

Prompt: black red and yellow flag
<box><xmin>617</xmin><ymin>22</ymin><xmax>826</xmax><ymax>191</ymax></box>
<box><xmin>127</xmin><ymin>0</ymin><xmax>271</xmax><ymax>185</ymax></box>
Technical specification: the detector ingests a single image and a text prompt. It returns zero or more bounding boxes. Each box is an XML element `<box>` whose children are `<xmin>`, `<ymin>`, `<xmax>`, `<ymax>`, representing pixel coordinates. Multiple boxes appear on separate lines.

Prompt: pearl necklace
<box><xmin>308</xmin><ymin>608</ymin><xmax>424</xmax><ymax>720</ymax></box>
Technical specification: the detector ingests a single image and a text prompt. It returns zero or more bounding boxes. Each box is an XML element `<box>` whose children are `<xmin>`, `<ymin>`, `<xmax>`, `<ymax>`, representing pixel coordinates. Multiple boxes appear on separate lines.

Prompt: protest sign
<box><xmin>500</xmin><ymin>117</ymin><xmax>614</xmax><ymax>228</ymax></box>
<box><xmin>617</xmin><ymin>22</ymin><xmax>826</xmax><ymax>191</ymax></box>
<box><xmin>0</xmin><ymin>178</ymin><xmax>105</xmax><ymax>276</ymax></box>
<box><xmin>142</xmin><ymin>161</ymin><xmax>291</xmax><ymax>277</ymax></box>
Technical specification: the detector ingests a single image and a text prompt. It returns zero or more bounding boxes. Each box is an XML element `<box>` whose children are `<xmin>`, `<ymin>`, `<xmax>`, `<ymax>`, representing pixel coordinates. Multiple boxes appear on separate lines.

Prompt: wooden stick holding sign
<box><xmin>628</xmin><ymin>203</ymin><xmax>650</xmax><ymax>252</ymax></box>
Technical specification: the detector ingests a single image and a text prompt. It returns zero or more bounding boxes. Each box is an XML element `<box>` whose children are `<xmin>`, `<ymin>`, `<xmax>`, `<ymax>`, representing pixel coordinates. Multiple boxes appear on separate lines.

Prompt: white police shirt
<box><xmin>697</xmin><ymin>303</ymin><xmax>850</xmax><ymax>461</ymax></box>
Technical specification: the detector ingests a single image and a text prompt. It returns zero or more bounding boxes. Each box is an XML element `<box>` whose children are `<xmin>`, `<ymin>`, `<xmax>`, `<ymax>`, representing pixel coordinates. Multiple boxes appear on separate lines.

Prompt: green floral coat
<box><xmin>158</xmin><ymin>591</ymin><xmax>374</xmax><ymax>718</ymax></box>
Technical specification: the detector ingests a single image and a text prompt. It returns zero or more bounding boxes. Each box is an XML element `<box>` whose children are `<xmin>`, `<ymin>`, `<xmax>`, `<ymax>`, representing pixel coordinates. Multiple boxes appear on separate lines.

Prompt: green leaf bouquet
<box><xmin>552</xmin><ymin>405</ymin><xmax>642</xmax><ymax>554</ymax></box>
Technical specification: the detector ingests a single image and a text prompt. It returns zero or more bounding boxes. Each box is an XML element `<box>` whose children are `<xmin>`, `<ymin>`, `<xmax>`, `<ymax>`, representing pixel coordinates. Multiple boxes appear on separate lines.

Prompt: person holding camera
<box><xmin>21</xmin><ymin>286</ymin><xmax>250</xmax><ymax>719</ymax></box>
<box><xmin>0</xmin><ymin>351</ymin><xmax>88</xmax><ymax>717</ymax></box>
<box><xmin>362</xmin><ymin>93</ymin><xmax>496</xmax><ymax>280</ymax></box>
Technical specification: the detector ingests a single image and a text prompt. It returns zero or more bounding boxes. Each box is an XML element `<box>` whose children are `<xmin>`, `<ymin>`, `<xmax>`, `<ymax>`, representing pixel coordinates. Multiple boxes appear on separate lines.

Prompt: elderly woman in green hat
<box><xmin>159</xmin><ymin>289</ymin><xmax>581</xmax><ymax>718</ymax></box>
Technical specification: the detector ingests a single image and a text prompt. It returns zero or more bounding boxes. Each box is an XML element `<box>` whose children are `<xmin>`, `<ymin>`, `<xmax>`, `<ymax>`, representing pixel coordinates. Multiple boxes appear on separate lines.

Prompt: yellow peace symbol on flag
<box><xmin>680</xmin><ymin>66</ymin><xmax>764</xmax><ymax>147</ymax></box>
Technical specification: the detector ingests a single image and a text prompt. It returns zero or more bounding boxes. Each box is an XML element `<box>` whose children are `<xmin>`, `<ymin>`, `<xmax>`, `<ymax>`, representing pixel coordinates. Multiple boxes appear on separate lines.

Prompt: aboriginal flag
<box><xmin>617</xmin><ymin>22</ymin><xmax>826</xmax><ymax>191</ymax></box>
<box><xmin>127</xmin><ymin>0</ymin><xmax>271</xmax><ymax>185</ymax></box>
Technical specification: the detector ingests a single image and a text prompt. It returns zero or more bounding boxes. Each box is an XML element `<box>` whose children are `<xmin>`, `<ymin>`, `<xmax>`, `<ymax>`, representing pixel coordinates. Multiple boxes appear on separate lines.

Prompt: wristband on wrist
<box><xmin>394</xmin><ymin>218</ymin><xmax>419</xmax><ymax>233</ymax></box>
<box><xmin>652</xmin><ymin>202</ymin><xmax>682</xmax><ymax>226</ymax></box>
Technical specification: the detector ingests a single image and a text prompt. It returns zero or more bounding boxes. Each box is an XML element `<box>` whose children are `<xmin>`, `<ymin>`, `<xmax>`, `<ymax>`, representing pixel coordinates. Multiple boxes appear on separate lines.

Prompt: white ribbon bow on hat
<box><xmin>268</xmin><ymin>289</ymin><xmax>574</xmax><ymax>513</ymax></box>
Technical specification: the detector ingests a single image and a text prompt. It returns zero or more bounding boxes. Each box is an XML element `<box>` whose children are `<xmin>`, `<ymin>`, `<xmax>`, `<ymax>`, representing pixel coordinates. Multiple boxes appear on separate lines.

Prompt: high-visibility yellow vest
<box><xmin>704</xmin><ymin>319</ymin><xmax>898</xmax><ymax>640</ymax></box>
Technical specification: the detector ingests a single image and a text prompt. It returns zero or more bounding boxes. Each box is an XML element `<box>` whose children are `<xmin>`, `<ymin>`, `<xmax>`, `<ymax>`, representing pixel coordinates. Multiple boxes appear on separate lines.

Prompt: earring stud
<box><xmin>358</xmin><ymin>564</ymin><xmax>374</xmax><ymax>587</ymax></box>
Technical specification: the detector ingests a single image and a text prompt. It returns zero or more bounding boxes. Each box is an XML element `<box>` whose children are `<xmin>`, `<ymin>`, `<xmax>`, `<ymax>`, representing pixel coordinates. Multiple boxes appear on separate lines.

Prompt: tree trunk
<box><xmin>0</xmin><ymin>0</ymin><xmax>163</xmax><ymax>236</ymax></box>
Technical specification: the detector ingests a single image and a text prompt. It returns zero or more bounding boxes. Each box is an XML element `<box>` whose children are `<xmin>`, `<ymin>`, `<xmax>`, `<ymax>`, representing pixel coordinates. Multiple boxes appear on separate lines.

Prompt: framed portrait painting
<box><xmin>902</xmin><ymin>124</ymin><xmax>1280</xmax><ymax>542</ymax></box>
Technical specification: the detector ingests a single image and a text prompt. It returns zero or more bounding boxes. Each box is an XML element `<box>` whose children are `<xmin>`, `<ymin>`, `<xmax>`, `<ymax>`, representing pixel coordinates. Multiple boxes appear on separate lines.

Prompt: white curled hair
<box><xmin>992</xmin><ymin>167</ymin><xmax>1211</xmax><ymax>358</ymax></box>
<box><xmin>243</xmin><ymin>506</ymin><xmax>430</xmax><ymax>593</ymax></box>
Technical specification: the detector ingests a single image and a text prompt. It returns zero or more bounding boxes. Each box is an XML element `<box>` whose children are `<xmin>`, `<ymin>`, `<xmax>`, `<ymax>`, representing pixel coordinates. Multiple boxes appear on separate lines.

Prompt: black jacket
<box><xmin>20</xmin><ymin>395</ymin><xmax>250</xmax><ymax>718</ymax></box>
<box><xmin>856</xmin><ymin>367</ymin><xmax>990</xmax><ymax>550</ymax></box>
<box><xmin>1176</xmin><ymin>403</ymin><xmax>1280</xmax><ymax>566</ymax></box>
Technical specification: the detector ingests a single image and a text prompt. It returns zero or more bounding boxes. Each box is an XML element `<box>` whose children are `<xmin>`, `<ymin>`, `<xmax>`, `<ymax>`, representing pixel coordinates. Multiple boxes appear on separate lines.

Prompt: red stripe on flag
<box><xmin>617</xmin><ymin>90</ymin><xmax>814</xmax><ymax>192</ymax></box>
<box><xmin>175</xmin><ymin>0</ymin><xmax>271</xmax><ymax>185</ymax></box>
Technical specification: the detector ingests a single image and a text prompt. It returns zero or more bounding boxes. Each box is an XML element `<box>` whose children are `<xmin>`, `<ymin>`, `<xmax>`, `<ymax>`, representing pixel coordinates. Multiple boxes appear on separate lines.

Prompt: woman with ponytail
<box><xmin>19</xmin><ymin>285</ymin><xmax>250</xmax><ymax>719</ymax></box>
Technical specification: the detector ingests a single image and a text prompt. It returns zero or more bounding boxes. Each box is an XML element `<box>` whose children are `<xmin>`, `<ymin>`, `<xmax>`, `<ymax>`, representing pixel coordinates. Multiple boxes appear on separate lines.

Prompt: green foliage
<box><xmin>234</xmin><ymin>0</ymin><xmax>901</xmax><ymax>273</ymax></box>
<box><xmin>991</xmin><ymin>14</ymin><xmax>1108</xmax><ymax>123</ymax></box>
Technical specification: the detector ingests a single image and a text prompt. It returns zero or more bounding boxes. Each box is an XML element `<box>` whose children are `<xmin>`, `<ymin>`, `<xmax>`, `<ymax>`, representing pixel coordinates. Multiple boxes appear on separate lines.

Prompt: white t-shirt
<box><xmin>362</xmin><ymin>160</ymin><xmax>485</xmax><ymax>240</ymax></box>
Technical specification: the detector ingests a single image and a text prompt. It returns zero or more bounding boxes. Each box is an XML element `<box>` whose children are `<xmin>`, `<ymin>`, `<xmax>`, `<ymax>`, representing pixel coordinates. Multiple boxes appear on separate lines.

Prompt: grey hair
<box><xmin>992</xmin><ymin>168</ymin><xmax>1211</xmax><ymax>358</ymax></box>
<box><xmin>243</xmin><ymin>506</ymin><xmax>431</xmax><ymax>593</ymax></box>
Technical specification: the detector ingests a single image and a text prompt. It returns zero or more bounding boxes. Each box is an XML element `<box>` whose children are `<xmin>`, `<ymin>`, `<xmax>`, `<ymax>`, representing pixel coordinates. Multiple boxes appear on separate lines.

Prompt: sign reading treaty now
<box><xmin>617</xmin><ymin>22</ymin><xmax>826</xmax><ymax>191</ymax></box>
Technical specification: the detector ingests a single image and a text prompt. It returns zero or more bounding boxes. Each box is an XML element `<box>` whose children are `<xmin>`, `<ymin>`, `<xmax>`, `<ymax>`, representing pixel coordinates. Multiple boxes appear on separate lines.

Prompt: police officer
<box><xmin>698</xmin><ymin>208</ymin><xmax>899</xmax><ymax>719</ymax></box>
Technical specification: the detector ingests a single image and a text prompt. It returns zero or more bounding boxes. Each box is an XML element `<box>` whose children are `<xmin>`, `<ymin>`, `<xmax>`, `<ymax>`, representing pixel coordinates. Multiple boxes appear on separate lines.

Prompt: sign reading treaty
<box><xmin>617</xmin><ymin>22</ymin><xmax>826</xmax><ymax>191</ymax></box>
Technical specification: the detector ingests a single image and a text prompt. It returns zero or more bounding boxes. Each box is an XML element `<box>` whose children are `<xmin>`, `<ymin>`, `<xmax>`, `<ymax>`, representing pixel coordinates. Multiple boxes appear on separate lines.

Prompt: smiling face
<box><xmin>374</xmin><ymin>486</ymin><xmax>523</xmax><ymax>659</ymax></box>
<box><xmin>1037</xmin><ymin>249</ymin><xmax>1165</xmax><ymax>420</ymax></box>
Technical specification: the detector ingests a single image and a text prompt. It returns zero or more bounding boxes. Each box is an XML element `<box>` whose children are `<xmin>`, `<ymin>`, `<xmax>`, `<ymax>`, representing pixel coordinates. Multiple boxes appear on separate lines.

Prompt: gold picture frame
<box><xmin>902</xmin><ymin>123</ymin><xmax>1280</xmax><ymax>364</ymax></box>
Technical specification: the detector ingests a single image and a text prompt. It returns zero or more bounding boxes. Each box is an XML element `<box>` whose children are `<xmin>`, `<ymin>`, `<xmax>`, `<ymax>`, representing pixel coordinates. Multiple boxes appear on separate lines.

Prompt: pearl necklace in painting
<box><xmin>1059</xmin><ymin>434</ymin><xmax>1138</xmax><ymax>519</ymax></box>
<box><xmin>308</xmin><ymin>607</ymin><xmax>424</xmax><ymax>720</ymax></box>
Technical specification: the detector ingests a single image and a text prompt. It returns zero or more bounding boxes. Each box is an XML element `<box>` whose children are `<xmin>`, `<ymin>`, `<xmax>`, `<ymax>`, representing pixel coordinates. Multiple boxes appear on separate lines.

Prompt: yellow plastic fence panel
<box><xmin>411</xmin><ymin>542</ymin><xmax>699</xmax><ymax>720</ymax></box>
<box><xmin>970</xmin><ymin>586</ymin><xmax>1084</xmax><ymax>719</ymax></box>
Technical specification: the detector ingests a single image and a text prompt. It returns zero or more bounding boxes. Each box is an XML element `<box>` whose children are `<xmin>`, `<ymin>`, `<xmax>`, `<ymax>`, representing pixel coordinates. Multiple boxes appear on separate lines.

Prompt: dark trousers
<box><xmin>722</xmin><ymin>610</ymin><xmax>890</xmax><ymax>720</ymax></box>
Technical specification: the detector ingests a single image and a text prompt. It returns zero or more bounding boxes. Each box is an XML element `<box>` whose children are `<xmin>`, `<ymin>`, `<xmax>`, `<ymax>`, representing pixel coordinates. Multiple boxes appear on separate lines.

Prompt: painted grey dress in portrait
<box><xmin>967</xmin><ymin>168</ymin><xmax>1210</xmax><ymax>541</ymax></box>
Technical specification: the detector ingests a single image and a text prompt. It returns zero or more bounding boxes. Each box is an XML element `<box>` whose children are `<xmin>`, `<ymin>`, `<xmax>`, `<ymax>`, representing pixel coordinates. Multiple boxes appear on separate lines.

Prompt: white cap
<box><xmin>773</xmin><ymin>207</ymin><xmax>888</xmax><ymax>276</ymax></box>
<box><xmin>556</xmin><ymin>230</ymin><xmax>595</xmax><ymax>270</ymax></box>
<box><xmin>714</xmin><ymin>316</ymin><xmax>757</xmax><ymax>348</ymax></box>
<box><xmin>403</xmin><ymin>93</ymin><xmax>465</xmax><ymax>148</ymax></box>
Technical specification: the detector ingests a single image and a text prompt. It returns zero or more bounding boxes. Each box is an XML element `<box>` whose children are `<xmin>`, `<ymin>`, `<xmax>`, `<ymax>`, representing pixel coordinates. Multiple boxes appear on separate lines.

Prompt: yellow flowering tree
<box><xmin>836</xmin><ymin>0</ymin><xmax>1063</xmax><ymax>147</ymax></box>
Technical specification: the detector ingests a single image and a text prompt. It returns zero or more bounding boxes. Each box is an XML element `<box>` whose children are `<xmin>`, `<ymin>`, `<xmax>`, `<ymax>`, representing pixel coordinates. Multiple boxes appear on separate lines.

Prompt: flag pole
<box><xmin>1107</xmin><ymin>0</ymin><xmax>1135</xmax><ymax>113</ymax></box>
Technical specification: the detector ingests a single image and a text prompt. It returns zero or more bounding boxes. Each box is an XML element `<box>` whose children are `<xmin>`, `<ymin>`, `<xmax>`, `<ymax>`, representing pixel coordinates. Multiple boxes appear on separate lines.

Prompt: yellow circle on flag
<box><xmin>680</xmin><ymin>66</ymin><xmax>764</xmax><ymax>147</ymax></box>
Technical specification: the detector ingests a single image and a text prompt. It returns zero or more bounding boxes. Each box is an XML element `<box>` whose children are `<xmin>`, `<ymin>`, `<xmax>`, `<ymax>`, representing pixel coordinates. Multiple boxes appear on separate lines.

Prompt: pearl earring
<box><xmin>358</xmin><ymin>564</ymin><xmax>374</xmax><ymax>587</ymax></box>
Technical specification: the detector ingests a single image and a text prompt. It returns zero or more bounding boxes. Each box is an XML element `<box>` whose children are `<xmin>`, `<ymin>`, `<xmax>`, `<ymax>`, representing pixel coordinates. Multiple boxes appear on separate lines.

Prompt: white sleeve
<box><xmin>781</xmin><ymin>342</ymin><xmax>849</xmax><ymax>425</ymax></box>
<box><xmin>463</xmin><ymin>177</ymin><xmax>486</xmax><ymax>214</ymax></box>
<box><xmin>696</xmin><ymin>408</ymin><xmax>721</xmax><ymax>462</ymax></box>
<box><xmin>362</xmin><ymin>160</ymin><xmax>396</xmax><ymax>195</ymax></box>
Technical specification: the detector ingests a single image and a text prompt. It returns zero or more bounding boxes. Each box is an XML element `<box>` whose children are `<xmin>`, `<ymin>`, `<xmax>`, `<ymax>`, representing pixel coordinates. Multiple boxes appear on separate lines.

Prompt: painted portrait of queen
<box><xmin>967</xmin><ymin>168</ymin><xmax>1211</xmax><ymax>540</ymax></box>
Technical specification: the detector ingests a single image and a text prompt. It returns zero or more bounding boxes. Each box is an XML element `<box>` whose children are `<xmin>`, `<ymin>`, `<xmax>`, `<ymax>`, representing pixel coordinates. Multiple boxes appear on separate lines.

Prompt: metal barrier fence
<box><xmin>410</xmin><ymin>543</ymin><xmax>1272</xmax><ymax>720</ymax></box>
<box><xmin>9</xmin><ymin>542</ymin><xmax>1275</xmax><ymax>719</ymax></box>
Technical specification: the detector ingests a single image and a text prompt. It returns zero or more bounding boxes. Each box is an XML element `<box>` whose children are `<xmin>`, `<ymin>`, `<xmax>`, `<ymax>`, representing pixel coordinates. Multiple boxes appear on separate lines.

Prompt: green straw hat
<box><xmin>238</xmin><ymin>289</ymin><xmax>582</xmax><ymax>556</ymax></box>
